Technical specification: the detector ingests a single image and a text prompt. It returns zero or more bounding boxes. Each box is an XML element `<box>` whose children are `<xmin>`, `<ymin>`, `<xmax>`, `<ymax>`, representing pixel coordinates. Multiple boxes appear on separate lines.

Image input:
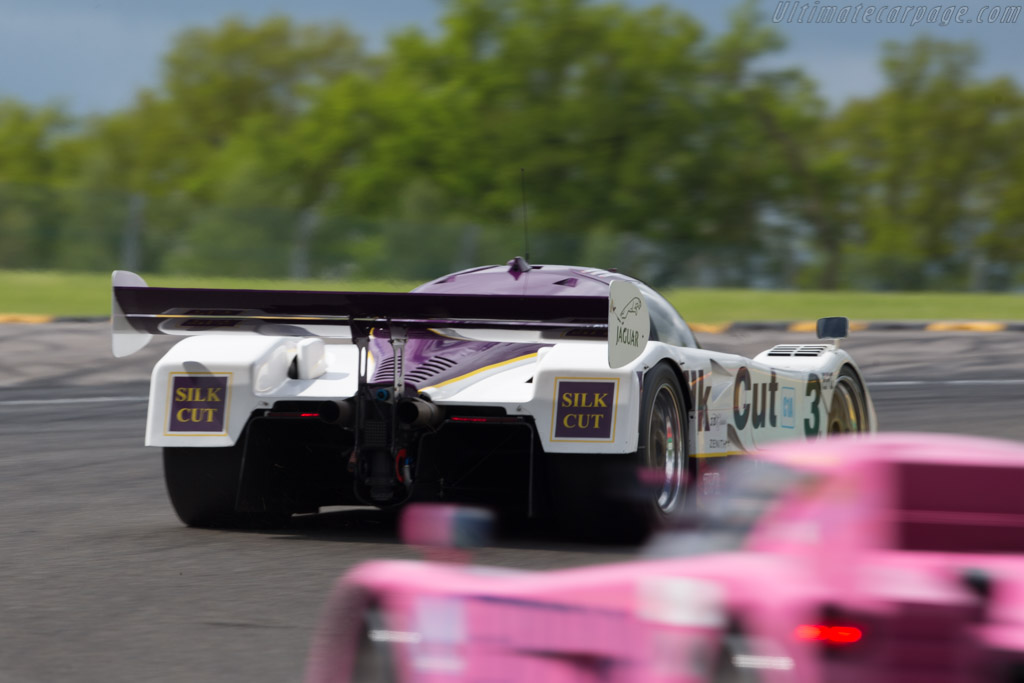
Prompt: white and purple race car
<box><xmin>111</xmin><ymin>258</ymin><xmax>875</xmax><ymax>540</ymax></box>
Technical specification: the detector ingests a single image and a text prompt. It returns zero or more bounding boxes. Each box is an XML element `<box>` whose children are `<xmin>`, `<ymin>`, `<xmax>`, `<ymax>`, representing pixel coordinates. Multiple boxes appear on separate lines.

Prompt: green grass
<box><xmin>0</xmin><ymin>270</ymin><xmax>417</xmax><ymax>317</ymax></box>
<box><xmin>662</xmin><ymin>288</ymin><xmax>1024</xmax><ymax>324</ymax></box>
<box><xmin>2</xmin><ymin>269</ymin><xmax>1023</xmax><ymax>322</ymax></box>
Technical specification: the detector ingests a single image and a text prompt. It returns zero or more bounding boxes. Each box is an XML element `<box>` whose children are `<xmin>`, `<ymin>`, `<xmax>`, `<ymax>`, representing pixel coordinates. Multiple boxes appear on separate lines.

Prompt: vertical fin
<box><xmin>111</xmin><ymin>270</ymin><xmax>154</xmax><ymax>357</ymax></box>
<box><xmin>608</xmin><ymin>280</ymin><xmax>650</xmax><ymax>368</ymax></box>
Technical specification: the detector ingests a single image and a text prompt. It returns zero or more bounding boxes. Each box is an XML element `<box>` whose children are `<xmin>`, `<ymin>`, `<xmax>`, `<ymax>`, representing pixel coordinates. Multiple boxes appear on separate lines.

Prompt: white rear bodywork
<box><xmin>119</xmin><ymin>270</ymin><xmax>875</xmax><ymax>460</ymax></box>
<box><xmin>145</xmin><ymin>331</ymin><xmax>874</xmax><ymax>458</ymax></box>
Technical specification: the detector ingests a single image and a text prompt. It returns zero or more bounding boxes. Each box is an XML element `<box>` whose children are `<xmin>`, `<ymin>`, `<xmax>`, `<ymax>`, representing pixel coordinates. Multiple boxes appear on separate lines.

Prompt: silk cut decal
<box><xmin>551</xmin><ymin>377</ymin><xmax>618</xmax><ymax>441</ymax></box>
<box><xmin>166</xmin><ymin>372</ymin><xmax>231</xmax><ymax>434</ymax></box>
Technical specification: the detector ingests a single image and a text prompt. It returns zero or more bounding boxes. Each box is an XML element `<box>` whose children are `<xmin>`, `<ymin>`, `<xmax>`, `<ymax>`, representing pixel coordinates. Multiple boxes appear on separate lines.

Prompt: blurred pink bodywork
<box><xmin>306</xmin><ymin>433</ymin><xmax>1024</xmax><ymax>682</ymax></box>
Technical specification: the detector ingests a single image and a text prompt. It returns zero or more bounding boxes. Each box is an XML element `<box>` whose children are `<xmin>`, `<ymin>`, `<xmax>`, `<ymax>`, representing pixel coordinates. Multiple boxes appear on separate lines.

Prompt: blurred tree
<box><xmin>64</xmin><ymin>16</ymin><xmax>365</xmax><ymax>197</ymax></box>
<box><xmin>7</xmin><ymin>5</ymin><xmax>1020</xmax><ymax>290</ymax></box>
<box><xmin>278</xmin><ymin>0</ymin><xmax>808</xmax><ymax>280</ymax></box>
<box><xmin>0</xmin><ymin>100</ymin><xmax>69</xmax><ymax>267</ymax></box>
<box><xmin>743</xmin><ymin>71</ymin><xmax>858</xmax><ymax>290</ymax></box>
<box><xmin>163</xmin><ymin>16</ymin><xmax>365</xmax><ymax>197</ymax></box>
<box><xmin>0</xmin><ymin>100</ymin><xmax>67</xmax><ymax>184</ymax></box>
<box><xmin>0</xmin><ymin>2</ymin><xmax>822</xmax><ymax>282</ymax></box>
<box><xmin>975</xmin><ymin>87</ymin><xmax>1024</xmax><ymax>289</ymax></box>
<box><xmin>54</xmin><ymin>15</ymin><xmax>367</xmax><ymax>273</ymax></box>
<box><xmin>830</xmin><ymin>38</ymin><xmax>1023</xmax><ymax>289</ymax></box>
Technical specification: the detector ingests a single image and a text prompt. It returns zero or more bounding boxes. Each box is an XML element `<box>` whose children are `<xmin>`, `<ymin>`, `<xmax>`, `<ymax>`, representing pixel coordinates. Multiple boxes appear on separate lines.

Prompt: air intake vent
<box><xmin>767</xmin><ymin>344</ymin><xmax>829</xmax><ymax>357</ymax></box>
<box><xmin>371</xmin><ymin>357</ymin><xmax>395</xmax><ymax>382</ymax></box>
<box><xmin>372</xmin><ymin>356</ymin><xmax>460</xmax><ymax>383</ymax></box>
<box><xmin>406</xmin><ymin>357</ymin><xmax>458</xmax><ymax>384</ymax></box>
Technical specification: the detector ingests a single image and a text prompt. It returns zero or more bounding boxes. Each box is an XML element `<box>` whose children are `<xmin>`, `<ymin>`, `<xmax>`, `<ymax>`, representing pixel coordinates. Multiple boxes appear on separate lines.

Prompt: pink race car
<box><xmin>306</xmin><ymin>433</ymin><xmax>1024</xmax><ymax>682</ymax></box>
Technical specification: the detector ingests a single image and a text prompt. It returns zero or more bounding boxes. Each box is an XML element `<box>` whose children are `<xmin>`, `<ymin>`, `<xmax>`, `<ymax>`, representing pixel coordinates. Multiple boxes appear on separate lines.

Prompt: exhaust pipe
<box><xmin>397</xmin><ymin>398</ymin><xmax>444</xmax><ymax>428</ymax></box>
<box><xmin>318</xmin><ymin>399</ymin><xmax>354</xmax><ymax>426</ymax></box>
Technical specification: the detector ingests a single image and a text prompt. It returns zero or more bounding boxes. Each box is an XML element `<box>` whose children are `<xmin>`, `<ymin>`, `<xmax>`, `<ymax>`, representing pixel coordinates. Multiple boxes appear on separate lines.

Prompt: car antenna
<box><xmin>520</xmin><ymin>168</ymin><xmax>530</xmax><ymax>263</ymax></box>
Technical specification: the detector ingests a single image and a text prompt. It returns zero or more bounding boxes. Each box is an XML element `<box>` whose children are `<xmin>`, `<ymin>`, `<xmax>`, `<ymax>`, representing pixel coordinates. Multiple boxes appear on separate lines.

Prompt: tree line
<box><xmin>1</xmin><ymin>0</ymin><xmax>1022</xmax><ymax>290</ymax></box>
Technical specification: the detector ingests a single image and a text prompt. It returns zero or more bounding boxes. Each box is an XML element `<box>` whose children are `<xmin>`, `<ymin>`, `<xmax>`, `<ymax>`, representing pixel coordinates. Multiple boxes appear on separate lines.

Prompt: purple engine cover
<box><xmin>369</xmin><ymin>263</ymin><xmax>634</xmax><ymax>390</ymax></box>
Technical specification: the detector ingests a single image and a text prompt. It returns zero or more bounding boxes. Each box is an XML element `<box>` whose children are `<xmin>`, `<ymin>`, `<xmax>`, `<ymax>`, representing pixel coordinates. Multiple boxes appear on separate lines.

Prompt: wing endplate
<box><xmin>112</xmin><ymin>270</ymin><xmax>154</xmax><ymax>358</ymax></box>
<box><xmin>608</xmin><ymin>280</ymin><xmax>650</xmax><ymax>369</ymax></box>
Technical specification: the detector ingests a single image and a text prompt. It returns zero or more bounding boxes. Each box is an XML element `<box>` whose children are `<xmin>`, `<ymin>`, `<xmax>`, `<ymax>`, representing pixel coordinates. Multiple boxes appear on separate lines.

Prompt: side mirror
<box><xmin>816</xmin><ymin>316</ymin><xmax>849</xmax><ymax>340</ymax></box>
<box><xmin>399</xmin><ymin>504</ymin><xmax>493</xmax><ymax>550</ymax></box>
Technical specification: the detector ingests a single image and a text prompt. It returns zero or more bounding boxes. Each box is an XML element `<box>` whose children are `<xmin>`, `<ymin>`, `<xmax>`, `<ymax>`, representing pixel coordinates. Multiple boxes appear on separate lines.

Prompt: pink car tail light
<box><xmin>795</xmin><ymin>624</ymin><xmax>863</xmax><ymax>644</ymax></box>
<box><xmin>828</xmin><ymin>626</ymin><xmax>864</xmax><ymax>644</ymax></box>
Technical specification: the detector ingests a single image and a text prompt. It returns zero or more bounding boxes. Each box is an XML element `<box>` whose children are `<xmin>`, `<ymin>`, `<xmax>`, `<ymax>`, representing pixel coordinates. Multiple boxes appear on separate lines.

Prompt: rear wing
<box><xmin>112</xmin><ymin>271</ymin><xmax>650</xmax><ymax>367</ymax></box>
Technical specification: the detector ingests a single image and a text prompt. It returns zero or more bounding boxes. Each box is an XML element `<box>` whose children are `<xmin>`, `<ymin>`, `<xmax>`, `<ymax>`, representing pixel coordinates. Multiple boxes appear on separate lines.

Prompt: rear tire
<box><xmin>548</xmin><ymin>363</ymin><xmax>690</xmax><ymax>543</ymax></box>
<box><xmin>164</xmin><ymin>444</ymin><xmax>275</xmax><ymax>528</ymax></box>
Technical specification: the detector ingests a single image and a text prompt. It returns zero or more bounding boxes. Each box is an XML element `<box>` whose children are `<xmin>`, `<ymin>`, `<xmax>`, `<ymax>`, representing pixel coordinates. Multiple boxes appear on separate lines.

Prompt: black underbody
<box><xmin>234</xmin><ymin>395</ymin><xmax>544</xmax><ymax>520</ymax></box>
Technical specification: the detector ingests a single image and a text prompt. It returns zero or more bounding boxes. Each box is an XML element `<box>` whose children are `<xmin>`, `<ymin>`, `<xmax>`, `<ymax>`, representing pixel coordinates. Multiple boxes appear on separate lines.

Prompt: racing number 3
<box><xmin>804</xmin><ymin>373</ymin><xmax>821</xmax><ymax>436</ymax></box>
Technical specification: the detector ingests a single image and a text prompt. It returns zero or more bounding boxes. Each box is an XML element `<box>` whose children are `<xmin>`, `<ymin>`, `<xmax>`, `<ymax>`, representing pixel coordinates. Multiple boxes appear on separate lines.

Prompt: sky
<box><xmin>0</xmin><ymin>0</ymin><xmax>1020</xmax><ymax>114</ymax></box>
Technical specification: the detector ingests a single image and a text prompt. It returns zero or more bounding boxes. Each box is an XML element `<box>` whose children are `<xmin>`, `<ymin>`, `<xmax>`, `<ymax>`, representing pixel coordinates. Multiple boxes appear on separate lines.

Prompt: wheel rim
<box><xmin>648</xmin><ymin>383</ymin><xmax>686</xmax><ymax>514</ymax></box>
<box><xmin>828</xmin><ymin>375</ymin><xmax>865</xmax><ymax>434</ymax></box>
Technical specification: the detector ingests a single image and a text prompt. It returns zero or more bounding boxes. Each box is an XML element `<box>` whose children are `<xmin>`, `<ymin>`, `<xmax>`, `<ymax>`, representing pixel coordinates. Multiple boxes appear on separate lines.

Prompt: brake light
<box><xmin>829</xmin><ymin>626</ymin><xmax>863</xmax><ymax>644</ymax></box>
<box><xmin>795</xmin><ymin>624</ymin><xmax>863</xmax><ymax>644</ymax></box>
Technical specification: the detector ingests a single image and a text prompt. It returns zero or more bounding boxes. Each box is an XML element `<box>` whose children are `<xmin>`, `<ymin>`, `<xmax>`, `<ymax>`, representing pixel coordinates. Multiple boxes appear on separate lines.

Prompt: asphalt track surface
<box><xmin>2</xmin><ymin>322</ymin><xmax>1024</xmax><ymax>682</ymax></box>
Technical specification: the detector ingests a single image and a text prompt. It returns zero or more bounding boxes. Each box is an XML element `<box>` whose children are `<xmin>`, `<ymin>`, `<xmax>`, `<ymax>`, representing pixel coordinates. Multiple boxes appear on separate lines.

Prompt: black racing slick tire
<box><xmin>548</xmin><ymin>363</ymin><xmax>691</xmax><ymax>543</ymax></box>
<box><xmin>164</xmin><ymin>445</ymin><xmax>244</xmax><ymax>527</ymax></box>
<box><xmin>163</xmin><ymin>444</ymin><xmax>277</xmax><ymax>528</ymax></box>
<box><xmin>827</xmin><ymin>366</ymin><xmax>870</xmax><ymax>434</ymax></box>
